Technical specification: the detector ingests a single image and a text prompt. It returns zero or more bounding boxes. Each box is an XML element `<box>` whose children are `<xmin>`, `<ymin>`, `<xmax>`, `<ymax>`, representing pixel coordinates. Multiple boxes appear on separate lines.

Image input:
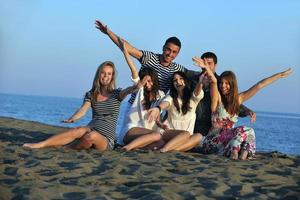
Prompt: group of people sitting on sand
<box><xmin>23</xmin><ymin>20</ymin><xmax>292</xmax><ymax>160</ymax></box>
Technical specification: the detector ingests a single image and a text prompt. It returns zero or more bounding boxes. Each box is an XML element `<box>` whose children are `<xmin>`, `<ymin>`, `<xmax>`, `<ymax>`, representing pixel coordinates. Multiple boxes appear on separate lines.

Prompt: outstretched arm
<box><xmin>192</xmin><ymin>57</ymin><xmax>219</xmax><ymax>112</ymax></box>
<box><xmin>95</xmin><ymin>20</ymin><xmax>143</xmax><ymax>59</ymax></box>
<box><xmin>62</xmin><ymin>101</ymin><xmax>91</xmax><ymax>123</ymax></box>
<box><xmin>118</xmin><ymin>75</ymin><xmax>150</xmax><ymax>101</ymax></box>
<box><xmin>239</xmin><ymin>68</ymin><xmax>292</xmax><ymax>104</ymax></box>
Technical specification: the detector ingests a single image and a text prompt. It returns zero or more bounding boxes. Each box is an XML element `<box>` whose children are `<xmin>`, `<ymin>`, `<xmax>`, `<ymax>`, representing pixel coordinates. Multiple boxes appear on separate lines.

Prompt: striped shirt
<box><xmin>128</xmin><ymin>50</ymin><xmax>187</xmax><ymax>104</ymax></box>
<box><xmin>84</xmin><ymin>89</ymin><xmax>122</xmax><ymax>146</ymax></box>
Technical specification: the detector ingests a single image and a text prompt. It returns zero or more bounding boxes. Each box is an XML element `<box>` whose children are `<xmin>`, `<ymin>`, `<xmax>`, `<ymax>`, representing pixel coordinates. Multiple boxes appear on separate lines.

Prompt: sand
<box><xmin>0</xmin><ymin>116</ymin><xmax>299</xmax><ymax>199</ymax></box>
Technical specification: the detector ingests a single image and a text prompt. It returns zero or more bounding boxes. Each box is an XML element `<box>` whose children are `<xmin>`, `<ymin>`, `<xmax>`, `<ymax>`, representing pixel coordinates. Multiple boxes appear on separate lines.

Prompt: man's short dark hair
<box><xmin>164</xmin><ymin>37</ymin><xmax>181</xmax><ymax>48</ymax></box>
<box><xmin>201</xmin><ymin>52</ymin><xmax>218</xmax><ymax>64</ymax></box>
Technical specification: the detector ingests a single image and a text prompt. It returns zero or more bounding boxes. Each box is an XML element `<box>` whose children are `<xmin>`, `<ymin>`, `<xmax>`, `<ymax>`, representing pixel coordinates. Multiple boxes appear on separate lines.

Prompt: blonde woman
<box><xmin>23</xmin><ymin>61</ymin><xmax>138</xmax><ymax>151</ymax></box>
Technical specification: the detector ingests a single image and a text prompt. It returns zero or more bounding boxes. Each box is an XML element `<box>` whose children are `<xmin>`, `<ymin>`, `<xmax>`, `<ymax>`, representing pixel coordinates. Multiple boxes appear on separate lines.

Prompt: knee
<box><xmin>152</xmin><ymin>132</ymin><xmax>162</xmax><ymax>141</ymax></box>
<box><xmin>248</xmin><ymin>127</ymin><xmax>255</xmax><ymax>135</ymax></box>
<box><xmin>82</xmin><ymin>132</ymin><xmax>97</xmax><ymax>142</ymax></box>
<box><xmin>79</xmin><ymin>136</ymin><xmax>93</xmax><ymax>147</ymax></box>
<box><xmin>181</xmin><ymin>131</ymin><xmax>191</xmax><ymax>138</ymax></box>
<box><xmin>73</xmin><ymin>126</ymin><xmax>90</xmax><ymax>137</ymax></box>
<box><xmin>194</xmin><ymin>133</ymin><xmax>203</xmax><ymax>142</ymax></box>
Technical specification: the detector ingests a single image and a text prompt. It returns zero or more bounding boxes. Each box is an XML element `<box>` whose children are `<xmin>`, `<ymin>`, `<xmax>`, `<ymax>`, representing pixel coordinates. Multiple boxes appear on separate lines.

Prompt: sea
<box><xmin>0</xmin><ymin>93</ymin><xmax>299</xmax><ymax>156</ymax></box>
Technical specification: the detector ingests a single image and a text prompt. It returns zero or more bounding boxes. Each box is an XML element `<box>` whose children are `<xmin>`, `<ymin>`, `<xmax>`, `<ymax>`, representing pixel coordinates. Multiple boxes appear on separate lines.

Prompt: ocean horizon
<box><xmin>1</xmin><ymin>92</ymin><xmax>299</xmax><ymax>155</ymax></box>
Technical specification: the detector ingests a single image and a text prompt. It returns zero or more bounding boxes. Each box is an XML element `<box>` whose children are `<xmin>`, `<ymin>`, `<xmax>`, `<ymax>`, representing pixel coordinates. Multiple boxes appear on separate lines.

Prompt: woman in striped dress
<box><xmin>23</xmin><ymin>61</ymin><xmax>138</xmax><ymax>151</ymax></box>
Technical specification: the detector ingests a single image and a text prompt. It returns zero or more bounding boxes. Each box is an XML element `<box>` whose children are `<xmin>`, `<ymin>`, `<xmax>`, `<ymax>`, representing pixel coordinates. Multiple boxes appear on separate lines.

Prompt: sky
<box><xmin>1</xmin><ymin>0</ymin><xmax>300</xmax><ymax>114</ymax></box>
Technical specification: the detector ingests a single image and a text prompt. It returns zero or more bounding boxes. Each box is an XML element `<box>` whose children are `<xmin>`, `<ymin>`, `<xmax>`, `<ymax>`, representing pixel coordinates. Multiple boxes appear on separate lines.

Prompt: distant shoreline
<box><xmin>1</xmin><ymin>92</ymin><xmax>300</xmax><ymax>116</ymax></box>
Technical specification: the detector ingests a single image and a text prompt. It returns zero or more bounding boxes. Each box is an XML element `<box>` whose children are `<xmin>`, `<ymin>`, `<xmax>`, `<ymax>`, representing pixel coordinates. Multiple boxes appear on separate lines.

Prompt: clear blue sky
<box><xmin>1</xmin><ymin>0</ymin><xmax>300</xmax><ymax>114</ymax></box>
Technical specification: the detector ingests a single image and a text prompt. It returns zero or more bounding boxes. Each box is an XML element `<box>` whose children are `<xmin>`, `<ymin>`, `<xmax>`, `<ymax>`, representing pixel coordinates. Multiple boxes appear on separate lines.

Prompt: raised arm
<box><xmin>119</xmin><ymin>38</ymin><xmax>139</xmax><ymax>80</ymax></box>
<box><xmin>62</xmin><ymin>101</ymin><xmax>91</xmax><ymax>123</ymax></box>
<box><xmin>95</xmin><ymin>20</ymin><xmax>143</xmax><ymax>59</ymax></box>
<box><xmin>193</xmin><ymin>72</ymin><xmax>205</xmax><ymax>97</ymax></box>
<box><xmin>239</xmin><ymin>68</ymin><xmax>292</xmax><ymax>104</ymax></box>
<box><xmin>192</xmin><ymin>57</ymin><xmax>219</xmax><ymax>112</ymax></box>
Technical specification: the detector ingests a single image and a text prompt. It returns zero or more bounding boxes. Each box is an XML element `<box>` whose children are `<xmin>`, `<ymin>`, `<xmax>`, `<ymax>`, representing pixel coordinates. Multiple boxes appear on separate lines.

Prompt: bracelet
<box><xmin>155</xmin><ymin>105</ymin><xmax>161</xmax><ymax>112</ymax></box>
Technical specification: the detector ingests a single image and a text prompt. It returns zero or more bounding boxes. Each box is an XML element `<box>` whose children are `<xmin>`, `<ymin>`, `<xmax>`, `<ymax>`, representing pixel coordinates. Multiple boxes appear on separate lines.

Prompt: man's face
<box><xmin>204</xmin><ymin>58</ymin><xmax>217</xmax><ymax>72</ymax></box>
<box><xmin>162</xmin><ymin>43</ymin><xmax>180</xmax><ymax>64</ymax></box>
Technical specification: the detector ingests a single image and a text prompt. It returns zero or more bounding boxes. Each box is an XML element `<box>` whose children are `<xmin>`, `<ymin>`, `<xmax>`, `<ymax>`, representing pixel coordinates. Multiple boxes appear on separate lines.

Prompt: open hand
<box><xmin>192</xmin><ymin>57</ymin><xmax>209</xmax><ymax>70</ymax></box>
<box><xmin>250</xmin><ymin>111</ymin><xmax>256</xmax><ymax>123</ymax></box>
<box><xmin>146</xmin><ymin>107</ymin><xmax>160</xmax><ymax>123</ymax></box>
<box><xmin>279</xmin><ymin>68</ymin><xmax>292</xmax><ymax>78</ymax></box>
<box><xmin>95</xmin><ymin>20</ymin><xmax>108</xmax><ymax>34</ymax></box>
<box><xmin>156</xmin><ymin>120</ymin><xmax>169</xmax><ymax>130</ymax></box>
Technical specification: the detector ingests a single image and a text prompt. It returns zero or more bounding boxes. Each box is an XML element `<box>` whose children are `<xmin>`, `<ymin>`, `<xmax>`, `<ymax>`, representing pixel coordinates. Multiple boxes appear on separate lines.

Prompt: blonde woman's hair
<box><xmin>91</xmin><ymin>61</ymin><xmax>117</xmax><ymax>103</ymax></box>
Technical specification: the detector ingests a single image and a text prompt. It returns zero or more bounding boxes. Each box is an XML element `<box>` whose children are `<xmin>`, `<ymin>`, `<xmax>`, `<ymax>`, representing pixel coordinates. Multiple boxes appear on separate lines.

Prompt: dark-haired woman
<box><xmin>193</xmin><ymin>57</ymin><xmax>292</xmax><ymax>159</ymax></box>
<box><xmin>128</xmin><ymin>71</ymin><xmax>205</xmax><ymax>152</ymax></box>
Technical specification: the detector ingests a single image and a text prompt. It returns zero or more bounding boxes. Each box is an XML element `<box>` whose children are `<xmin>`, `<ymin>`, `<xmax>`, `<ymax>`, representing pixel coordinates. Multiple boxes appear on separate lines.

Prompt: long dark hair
<box><xmin>219</xmin><ymin>71</ymin><xmax>240</xmax><ymax>115</ymax></box>
<box><xmin>170</xmin><ymin>71</ymin><xmax>192</xmax><ymax>115</ymax></box>
<box><xmin>139</xmin><ymin>68</ymin><xmax>160</xmax><ymax>110</ymax></box>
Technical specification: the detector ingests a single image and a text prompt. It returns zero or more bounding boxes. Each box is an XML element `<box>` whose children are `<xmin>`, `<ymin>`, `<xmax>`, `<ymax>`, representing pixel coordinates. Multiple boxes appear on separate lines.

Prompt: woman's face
<box><xmin>219</xmin><ymin>78</ymin><xmax>230</xmax><ymax>95</ymax></box>
<box><xmin>99</xmin><ymin>65</ymin><xmax>114</xmax><ymax>86</ymax></box>
<box><xmin>173</xmin><ymin>73</ymin><xmax>185</xmax><ymax>91</ymax></box>
<box><xmin>143</xmin><ymin>75</ymin><xmax>154</xmax><ymax>91</ymax></box>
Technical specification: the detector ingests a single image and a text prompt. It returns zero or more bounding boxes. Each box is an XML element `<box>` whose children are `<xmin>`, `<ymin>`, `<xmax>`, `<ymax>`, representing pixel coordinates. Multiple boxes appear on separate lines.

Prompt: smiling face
<box><xmin>161</xmin><ymin>42</ymin><xmax>180</xmax><ymax>65</ymax></box>
<box><xmin>99</xmin><ymin>65</ymin><xmax>114</xmax><ymax>86</ymax></box>
<box><xmin>173</xmin><ymin>73</ymin><xmax>186</xmax><ymax>92</ymax></box>
<box><xmin>143</xmin><ymin>75</ymin><xmax>154</xmax><ymax>91</ymax></box>
<box><xmin>219</xmin><ymin>78</ymin><xmax>231</xmax><ymax>96</ymax></box>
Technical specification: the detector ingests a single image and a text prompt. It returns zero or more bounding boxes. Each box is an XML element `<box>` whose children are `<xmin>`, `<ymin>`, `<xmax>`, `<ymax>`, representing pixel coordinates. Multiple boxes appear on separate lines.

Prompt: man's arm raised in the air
<box><xmin>95</xmin><ymin>20</ymin><xmax>143</xmax><ymax>60</ymax></box>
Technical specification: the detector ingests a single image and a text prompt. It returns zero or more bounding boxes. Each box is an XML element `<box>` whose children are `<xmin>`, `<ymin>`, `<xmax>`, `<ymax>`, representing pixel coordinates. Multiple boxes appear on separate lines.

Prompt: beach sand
<box><xmin>0</xmin><ymin>116</ymin><xmax>299</xmax><ymax>199</ymax></box>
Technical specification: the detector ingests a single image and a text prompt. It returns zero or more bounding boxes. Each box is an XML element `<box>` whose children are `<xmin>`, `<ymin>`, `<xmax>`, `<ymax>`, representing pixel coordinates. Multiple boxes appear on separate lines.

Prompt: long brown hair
<box><xmin>139</xmin><ymin>68</ymin><xmax>160</xmax><ymax>110</ymax></box>
<box><xmin>91</xmin><ymin>61</ymin><xmax>117</xmax><ymax>103</ymax></box>
<box><xmin>219</xmin><ymin>71</ymin><xmax>239</xmax><ymax>115</ymax></box>
<box><xmin>170</xmin><ymin>71</ymin><xmax>192</xmax><ymax>115</ymax></box>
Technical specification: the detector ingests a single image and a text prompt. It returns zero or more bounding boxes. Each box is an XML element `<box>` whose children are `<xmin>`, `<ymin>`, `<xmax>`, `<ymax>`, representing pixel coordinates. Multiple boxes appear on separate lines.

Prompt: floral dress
<box><xmin>202</xmin><ymin>103</ymin><xmax>256</xmax><ymax>157</ymax></box>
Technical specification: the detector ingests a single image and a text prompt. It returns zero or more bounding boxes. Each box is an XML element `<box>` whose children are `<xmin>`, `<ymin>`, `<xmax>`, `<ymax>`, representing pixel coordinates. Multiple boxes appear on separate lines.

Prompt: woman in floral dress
<box><xmin>193</xmin><ymin>57</ymin><xmax>292</xmax><ymax>160</ymax></box>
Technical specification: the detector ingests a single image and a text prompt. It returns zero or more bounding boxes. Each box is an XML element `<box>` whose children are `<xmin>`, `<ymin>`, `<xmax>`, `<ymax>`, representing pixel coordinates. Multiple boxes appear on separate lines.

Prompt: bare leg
<box><xmin>72</xmin><ymin>137</ymin><xmax>93</xmax><ymax>150</ymax></box>
<box><xmin>230</xmin><ymin>150</ymin><xmax>239</xmax><ymax>160</ymax></box>
<box><xmin>175</xmin><ymin>133</ymin><xmax>203</xmax><ymax>152</ymax></box>
<box><xmin>123</xmin><ymin>127</ymin><xmax>154</xmax><ymax>144</ymax></box>
<box><xmin>160</xmin><ymin>130</ymin><xmax>190</xmax><ymax>152</ymax></box>
<box><xmin>23</xmin><ymin>127</ymin><xmax>91</xmax><ymax>148</ymax></box>
<box><xmin>82</xmin><ymin>131</ymin><xmax>109</xmax><ymax>151</ymax></box>
<box><xmin>239</xmin><ymin>150</ymin><xmax>248</xmax><ymax>160</ymax></box>
<box><xmin>142</xmin><ymin>139</ymin><xmax>165</xmax><ymax>151</ymax></box>
<box><xmin>122</xmin><ymin>132</ymin><xmax>161</xmax><ymax>151</ymax></box>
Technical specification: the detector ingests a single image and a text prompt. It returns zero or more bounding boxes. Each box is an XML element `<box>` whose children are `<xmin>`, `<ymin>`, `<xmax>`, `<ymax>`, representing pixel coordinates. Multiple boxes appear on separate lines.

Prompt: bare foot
<box><xmin>239</xmin><ymin>150</ymin><xmax>248</xmax><ymax>160</ymax></box>
<box><xmin>23</xmin><ymin>143</ymin><xmax>44</xmax><ymax>149</ymax></box>
<box><xmin>159</xmin><ymin>148</ymin><xmax>168</xmax><ymax>153</ymax></box>
<box><xmin>121</xmin><ymin>145</ymin><xmax>131</xmax><ymax>152</ymax></box>
<box><xmin>230</xmin><ymin>150</ymin><xmax>238</xmax><ymax>160</ymax></box>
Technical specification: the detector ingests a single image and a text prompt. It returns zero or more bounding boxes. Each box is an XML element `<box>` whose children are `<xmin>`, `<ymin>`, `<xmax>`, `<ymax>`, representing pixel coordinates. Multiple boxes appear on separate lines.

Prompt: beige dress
<box><xmin>162</xmin><ymin>90</ymin><xmax>204</xmax><ymax>134</ymax></box>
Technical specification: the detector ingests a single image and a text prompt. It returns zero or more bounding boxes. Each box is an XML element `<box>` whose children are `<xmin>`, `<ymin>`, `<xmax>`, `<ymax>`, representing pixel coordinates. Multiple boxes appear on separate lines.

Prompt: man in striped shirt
<box><xmin>95</xmin><ymin>20</ymin><xmax>186</xmax><ymax>97</ymax></box>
